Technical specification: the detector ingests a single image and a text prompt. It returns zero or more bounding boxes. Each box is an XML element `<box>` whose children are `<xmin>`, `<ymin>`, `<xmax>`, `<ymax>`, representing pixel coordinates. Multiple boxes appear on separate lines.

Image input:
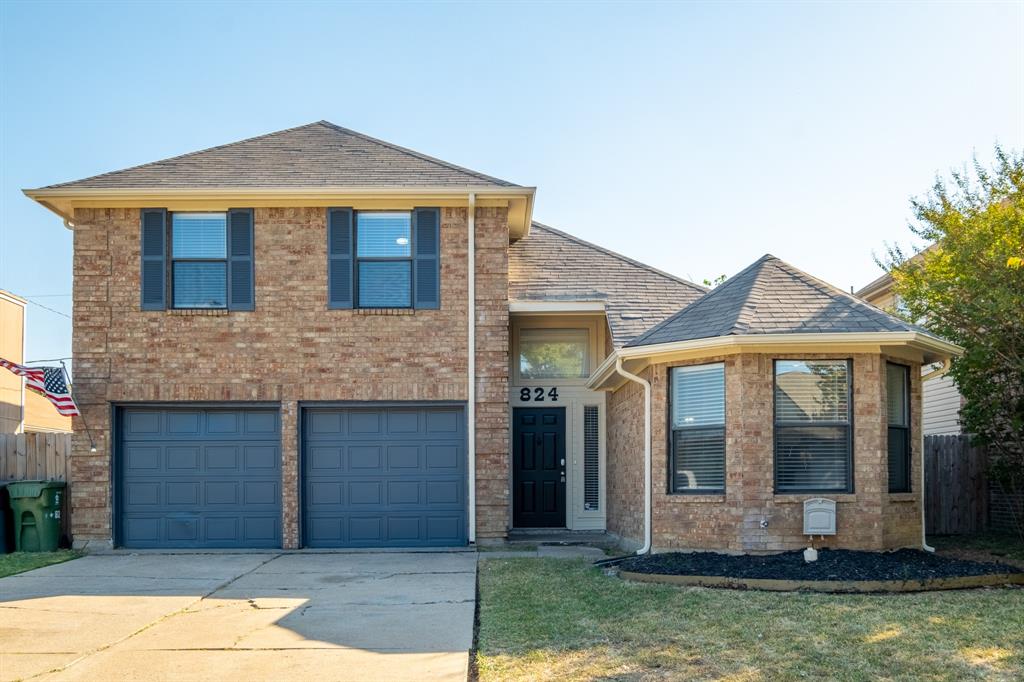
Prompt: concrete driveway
<box><xmin>0</xmin><ymin>551</ymin><xmax>477</xmax><ymax>682</ymax></box>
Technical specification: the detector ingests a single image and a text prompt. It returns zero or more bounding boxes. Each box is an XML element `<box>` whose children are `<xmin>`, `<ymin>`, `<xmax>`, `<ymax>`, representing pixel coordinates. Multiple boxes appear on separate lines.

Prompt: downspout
<box><xmin>921</xmin><ymin>391</ymin><xmax>934</xmax><ymax>552</ymax></box>
<box><xmin>467</xmin><ymin>193</ymin><xmax>477</xmax><ymax>544</ymax></box>
<box><xmin>613</xmin><ymin>357</ymin><xmax>652</xmax><ymax>555</ymax></box>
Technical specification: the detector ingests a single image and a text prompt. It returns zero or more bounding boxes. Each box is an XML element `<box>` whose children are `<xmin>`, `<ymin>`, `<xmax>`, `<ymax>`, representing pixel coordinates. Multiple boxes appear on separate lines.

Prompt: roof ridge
<box><xmin>530</xmin><ymin>222</ymin><xmax>707</xmax><ymax>294</ymax></box>
<box><xmin>43</xmin><ymin>120</ymin><xmax>325</xmax><ymax>190</ymax></box>
<box><xmin>727</xmin><ymin>256</ymin><xmax>778</xmax><ymax>335</ymax></box>
<box><xmin>315</xmin><ymin>121</ymin><xmax>518</xmax><ymax>187</ymax></box>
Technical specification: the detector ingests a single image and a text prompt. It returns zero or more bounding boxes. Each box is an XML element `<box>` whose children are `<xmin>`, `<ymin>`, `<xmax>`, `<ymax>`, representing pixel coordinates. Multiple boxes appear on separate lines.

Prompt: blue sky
<box><xmin>1</xmin><ymin>1</ymin><xmax>1021</xmax><ymax>374</ymax></box>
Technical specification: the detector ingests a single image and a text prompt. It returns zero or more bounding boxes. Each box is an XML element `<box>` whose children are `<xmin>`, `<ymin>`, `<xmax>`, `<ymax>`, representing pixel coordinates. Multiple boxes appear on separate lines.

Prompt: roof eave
<box><xmin>23</xmin><ymin>186</ymin><xmax>536</xmax><ymax>238</ymax></box>
<box><xmin>587</xmin><ymin>331</ymin><xmax>963</xmax><ymax>391</ymax></box>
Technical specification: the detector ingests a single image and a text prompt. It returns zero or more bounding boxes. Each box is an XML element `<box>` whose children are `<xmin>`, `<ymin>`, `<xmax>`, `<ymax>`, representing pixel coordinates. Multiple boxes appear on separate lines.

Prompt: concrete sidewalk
<box><xmin>0</xmin><ymin>552</ymin><xmax>477</xmax><ymax>682</ymax></box>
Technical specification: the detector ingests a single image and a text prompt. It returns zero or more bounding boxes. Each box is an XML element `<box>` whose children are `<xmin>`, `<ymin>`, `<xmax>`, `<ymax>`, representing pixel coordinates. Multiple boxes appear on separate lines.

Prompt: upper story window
<box><xmin>356</xmin><ymin>212</ymin><xmax>412</xmax><ymax>308</ymax></box>
<box><xmin>774</xmin><ymin>359</ymin><xmax>853</xmax><ymax>493</ymax></box>
<box><xmin>670</xmin><ymin>363</ymin><xmax>726</xmax><ymax>493</ymax></box>
<box><xmin>327</xmin><ymin>207</ymin><xmax>440</xmax><ymax>310</ymax></box>
<box><xmin>140</xmin><ymin>208</ymin><xmax>254</xmax><ymax>312</ymax></box>
<box><xmin>518</xmin><ymin>328</ymin><xmax>590</xmax><ymax>380</ymax></box>
<box><xmin>886</xmin><ymin>362</ymin><xmax>911</xmax><ymax>493</ymax></box>
<box><xmin>171</xmin><ymin>213</ymin><xmax>228</xmax><ymax>309</ymax></box>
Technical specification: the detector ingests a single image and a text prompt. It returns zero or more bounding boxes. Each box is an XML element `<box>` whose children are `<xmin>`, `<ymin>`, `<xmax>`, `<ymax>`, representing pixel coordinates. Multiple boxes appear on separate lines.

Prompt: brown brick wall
<box><xmin>605</xmin><ymin>352</ymin><xmax>923</xmax><ymax>552</ymax></box>
<box><xmin>69</xmin><ymin>206</ymin><xmax>509</xmax><ymax>548</ymax></box>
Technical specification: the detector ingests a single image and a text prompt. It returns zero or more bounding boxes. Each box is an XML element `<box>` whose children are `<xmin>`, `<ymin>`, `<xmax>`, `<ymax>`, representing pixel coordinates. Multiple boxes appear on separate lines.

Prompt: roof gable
<box><xmin>509</xmin><ymin>223</ymin><xmax>706</xmax><ymax>346</ymax></box>
<box><xmin>39</xmin><ymin>121</ymin><xmax>518</xmax><ymax>190</ymax></box>
<box><xmin>626</xmin><ymin>254</ymin><xmax>940</xmax><ymax>347</ymax></box>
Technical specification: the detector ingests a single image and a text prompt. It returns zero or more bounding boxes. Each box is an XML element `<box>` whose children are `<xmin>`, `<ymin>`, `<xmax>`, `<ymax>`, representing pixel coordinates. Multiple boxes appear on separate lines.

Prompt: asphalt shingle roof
<box><xmin>509</xmin><ymin>223</ymin><xmax>706</xmax><ymax>347</ymax></box>
<box><xmin>626</xmin><ymin>254</ymin><xmax>942</xmax><ymax>347</ymax></box>
<box><xmin>40</xmin><ymin>121</ymin><xmax>518</xmax><ymax>190</ymax></box>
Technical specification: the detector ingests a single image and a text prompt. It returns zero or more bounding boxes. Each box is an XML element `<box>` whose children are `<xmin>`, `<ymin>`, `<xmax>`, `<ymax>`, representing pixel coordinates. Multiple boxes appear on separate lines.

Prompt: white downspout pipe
<box><xmin>467</xmin><ymin>193</ymin><xmax>477</xmax><ymax>544</ymax></box>
<box><xmin>921</xmin><ymin>412</ymin><xmax>934</xmax><ymax>552</ymax></box>
<box><xmin>614</xmin><ymin>357</ymin><xmax>652</xmax><ymax>555</ymax></box>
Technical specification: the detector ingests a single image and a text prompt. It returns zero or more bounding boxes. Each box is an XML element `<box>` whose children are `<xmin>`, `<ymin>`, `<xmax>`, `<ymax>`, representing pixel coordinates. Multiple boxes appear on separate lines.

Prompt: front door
<box><xmin>512</xmin><ymin>407</ymin><xmax>566</xmax><ymax>528</ymax></box>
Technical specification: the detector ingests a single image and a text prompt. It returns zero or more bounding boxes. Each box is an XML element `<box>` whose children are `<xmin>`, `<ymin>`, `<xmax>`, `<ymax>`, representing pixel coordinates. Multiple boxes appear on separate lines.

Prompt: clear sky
<box><xmin>1</xmin><ymin>1</ymin><xmax>1021</xmax><ymax>374</ymax></box>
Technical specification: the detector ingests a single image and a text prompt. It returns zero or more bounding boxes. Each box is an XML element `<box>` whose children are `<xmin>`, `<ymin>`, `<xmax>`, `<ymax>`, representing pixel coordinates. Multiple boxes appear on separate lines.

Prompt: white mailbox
<box><xmin>803</xmin><ymin>498</ymin><xmax>836</xmax><ymax>535</ymax></box>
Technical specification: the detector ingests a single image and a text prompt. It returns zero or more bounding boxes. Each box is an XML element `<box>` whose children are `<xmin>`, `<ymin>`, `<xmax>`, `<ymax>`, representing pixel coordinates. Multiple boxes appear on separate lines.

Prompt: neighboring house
<box><xmin>24</xmin><ymin>121</ymin><xmax>957</xmax><ymax>552</ymax></box>
<box><xmin>0</xmin><ymin>290</ymin><xmax>73</xmax><ymax>434</ymax></box>
<box><xmin>857</xmin><ymin>270</ymin><xmax>964</xmax><ymax>435</ymax></box>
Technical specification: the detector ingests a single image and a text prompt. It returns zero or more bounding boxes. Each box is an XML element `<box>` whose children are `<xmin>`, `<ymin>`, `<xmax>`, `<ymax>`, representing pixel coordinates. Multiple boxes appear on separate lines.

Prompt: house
<box><xmin>23</xmin><ymin>121</ymin><xmax>958</xmax><ymax>552</ymax></box>
<box><xmin>0</xmin><ymin>290</ymin><xmax>73</xmax><ymax>434</ymax></box>
<box><xmin>856</xmin><ymin>270</ymin><xmax>964</xmax><ymax>436</ymax></box>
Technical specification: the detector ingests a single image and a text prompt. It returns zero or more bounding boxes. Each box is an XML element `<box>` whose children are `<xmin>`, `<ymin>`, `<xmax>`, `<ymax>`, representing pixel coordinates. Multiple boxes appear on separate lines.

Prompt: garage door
<box><xmin>119</xmin><ymin>407</ymin><xmax>281</xmax><ymax>548</ymax></box>
<box><xmin>302</xmin><ymin>405</ymin><xmax>467</xmax><ymax>547</ymax></box>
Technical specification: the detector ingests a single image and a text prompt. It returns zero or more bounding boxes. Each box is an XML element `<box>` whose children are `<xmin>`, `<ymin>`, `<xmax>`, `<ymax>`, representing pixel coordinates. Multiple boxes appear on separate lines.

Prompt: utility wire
<box><xmin>24</xmin><ymin>298</ymin><xmax>71</xmax><ymax>319</ymax></box>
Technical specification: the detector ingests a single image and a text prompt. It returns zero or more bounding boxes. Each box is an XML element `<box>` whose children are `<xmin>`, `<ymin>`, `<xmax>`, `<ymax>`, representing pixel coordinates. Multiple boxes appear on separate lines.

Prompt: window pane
<box><xmin>672</xmin><ymin>363</ymin><xmax>725</xmax><ymax>428</ymax></box>
<box><xmin>173</xmin><ymin>262</ymin><xmax>226</xmax><ymax>308</ymax></box>
<box><xmin>888</xmin><ymin>426</ymin><xmax>910</xmax><ymax>492</ymax></box>
<box><xmin>674</xmin><ymin>426</ymin><xmax>725</xmax><ymax>492</ymax></box>
<box><xmin>775</xmin><ymin>360</ymin><xmax>849</xmax><ymax>422</ymax></box>
<box><xmin>775</xmin><ymin>425</ymin><xmax>850</xmax><ymax>491</ymax></box>
<box><xmin>519</xmin><ymin>329</ymin><xmax>589</xmax><ymax>379</ymax></box>
<box><xmin>886</xmin><ymin>363</ymin><xmax>908</xmax><ymax>427</ymax></box>
<box><xmin>172</xmin><ymin>213</ymin><xmax>226</xmax><ymax>258</ymax></box>
<box><xmin>358</xmin><ymin>261</ymin><xmax>411</xmax><ymax>307</ymax></box>
<box><xmin>357</xmin><ymin>212</ymin><xmax>412</xmax><ymax>257</ymax></box>
<box><xmin>584</xmin><ymin>406</ymin><xmax>600</xmax><ymax>510</ymax></box>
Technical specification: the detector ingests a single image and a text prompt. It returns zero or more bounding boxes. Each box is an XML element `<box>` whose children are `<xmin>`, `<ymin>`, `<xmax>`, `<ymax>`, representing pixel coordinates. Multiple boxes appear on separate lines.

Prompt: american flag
<box><xmin>0</xmin><ymin>358</ymin><xmax>81</xmax><ymax>417</ymax></box>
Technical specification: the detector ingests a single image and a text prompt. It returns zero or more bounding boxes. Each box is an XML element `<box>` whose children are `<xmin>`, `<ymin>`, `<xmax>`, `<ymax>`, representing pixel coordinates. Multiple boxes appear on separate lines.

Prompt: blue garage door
<box><xmin>119</xmin><ymin>407</ymin><xmax>282</xmax><ymax>548</ymax></box>
<box><xmin>302</xmin><ymin>405</ymin><xmax>467</xmax><ymax>547</ymax></box>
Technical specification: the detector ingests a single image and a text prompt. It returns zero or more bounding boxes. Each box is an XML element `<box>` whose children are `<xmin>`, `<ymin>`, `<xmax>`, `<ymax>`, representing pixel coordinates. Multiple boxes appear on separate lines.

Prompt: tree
<box><xmin>881</xmin><ymin>147</ymin><xmax>1024</xmax><ymax>536</ymax></box>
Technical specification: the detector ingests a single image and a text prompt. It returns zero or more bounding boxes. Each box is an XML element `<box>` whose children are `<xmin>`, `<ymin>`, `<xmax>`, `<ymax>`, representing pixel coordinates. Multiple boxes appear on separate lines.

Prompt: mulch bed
<box><xmin>617</xmin><ymin>549</ymin><xmax>1020</xmax><ymax>582</ymax></box>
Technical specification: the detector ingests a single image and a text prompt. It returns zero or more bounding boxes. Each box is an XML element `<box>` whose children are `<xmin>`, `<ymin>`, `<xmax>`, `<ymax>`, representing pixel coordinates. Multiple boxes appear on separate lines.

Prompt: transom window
<box><xmin>774</xmin><ymin>360</ymin><xmax>853</xmax><ymax>493</ymax></box>
<box><xmin>518</xmin><ymin>329</ymin><xmax>590</xmax><ymax>380</ymax></box>
<box><xmin>887</xmin><ymin>362</ymin><xmax>911</xmax><ymax>493</ymax></box>
<box><xmin>356</xmin><ymin>212</ymin><xmax>412</xmax><ymax>308</ymax></box>
<box><xmin>171</xmin><ymin>213</ymin><xmax>227</xmax><ymax>309</ymax></box>
<box><xmin>670</xmin><ymin>363</ymin><xmax>726</xmax><ymax>493</ymax></box>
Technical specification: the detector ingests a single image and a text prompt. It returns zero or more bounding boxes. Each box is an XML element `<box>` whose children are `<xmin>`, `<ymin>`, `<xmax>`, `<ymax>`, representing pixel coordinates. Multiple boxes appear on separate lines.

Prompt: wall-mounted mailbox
<box><xmin>803</xmin><ymin>498</ymin><xmax>836</xmax><ymax>535</ymax></box>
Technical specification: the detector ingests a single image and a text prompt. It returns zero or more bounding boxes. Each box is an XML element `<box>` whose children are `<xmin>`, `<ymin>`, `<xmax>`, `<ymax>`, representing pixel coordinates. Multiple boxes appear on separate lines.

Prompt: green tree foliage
<box><xmin>882</xmin><ymin>147</ymin><xmax>1024</xmax><ymax>532</ymax></box>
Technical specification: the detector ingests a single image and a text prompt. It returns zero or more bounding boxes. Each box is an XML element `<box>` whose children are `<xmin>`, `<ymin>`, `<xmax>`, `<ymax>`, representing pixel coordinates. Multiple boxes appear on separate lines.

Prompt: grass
<box><xmin>476</xmin><ymin>558</ymin><xmax>1024</xmax><ymax>681</ymax></box>
<box><xmin>931</xmin><ymin>533</ymin><xmax>1024</xmax><ymax>566</ymax></box>
<box><xmin>0</xmin><ymin>550</ymin><xmax>79</xmax><ymax>578</ymax></box>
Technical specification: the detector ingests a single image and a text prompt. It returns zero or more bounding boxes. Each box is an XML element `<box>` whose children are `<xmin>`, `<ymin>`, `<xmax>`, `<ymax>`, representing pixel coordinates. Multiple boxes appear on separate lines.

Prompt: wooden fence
<box><xmin>924</xmin><ymin>435</ymin><xmax>988</xmax><ymax>535</ymax></box>
<box><xmin>0</xmin><ymin>432</ymin><xmax>71</xmax><ymax>482</ymax></box>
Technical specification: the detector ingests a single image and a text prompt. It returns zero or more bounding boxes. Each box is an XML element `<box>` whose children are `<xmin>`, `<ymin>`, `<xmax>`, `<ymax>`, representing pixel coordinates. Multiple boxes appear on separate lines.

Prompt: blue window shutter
<box><xmin>413</xmin><ymin>207</ymin><xmax>440</xmax><ymax>309</ymax></box>
<box><xmin>140</xmin><ymin>208</ymin><xmax>166</xmax><ymax>310</ymax></box>
<box><xmin>328</xmin><ymin>208</ymin><xmax>354</xmax><ymax>309</ymax></box>
<box><xmin>227</xmin><ymin>208</ymin><xmax>255</xmax><ymax>311</ymax></box>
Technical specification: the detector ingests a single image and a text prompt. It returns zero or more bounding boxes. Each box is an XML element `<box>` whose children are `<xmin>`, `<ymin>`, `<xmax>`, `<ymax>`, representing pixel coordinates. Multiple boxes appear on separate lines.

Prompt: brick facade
<box><xmin>606</xmin><ymin>352</ymin><xmax>923</xmax><ymax>552</ymax></box>
<box><xmin>69</xmin><ymin>205</ymin><xmax>509</xmax><ymax>548</ymax></box>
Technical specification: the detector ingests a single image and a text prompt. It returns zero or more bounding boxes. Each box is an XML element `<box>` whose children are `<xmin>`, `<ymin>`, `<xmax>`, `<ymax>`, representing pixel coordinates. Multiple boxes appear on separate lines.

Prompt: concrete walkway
<box><xmin>0</xmin><ymin>552</ymin><xmax>477</xmax><ymax>682</ymax></box>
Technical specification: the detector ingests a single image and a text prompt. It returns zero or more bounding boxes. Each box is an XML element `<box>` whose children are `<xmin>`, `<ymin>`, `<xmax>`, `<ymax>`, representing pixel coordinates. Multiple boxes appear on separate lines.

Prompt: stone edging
<box><xmin>619</xmin><ymin>569</ymin><xmax>1024</xmax><ymax>593</ymax></box>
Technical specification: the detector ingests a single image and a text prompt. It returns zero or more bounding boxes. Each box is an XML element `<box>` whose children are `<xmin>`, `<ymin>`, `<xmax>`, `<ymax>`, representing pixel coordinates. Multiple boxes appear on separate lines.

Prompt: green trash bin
<box><xmin>7</xmin><ymin>481</ymin><xmax>66</xmax><ymax>552</ymax></box>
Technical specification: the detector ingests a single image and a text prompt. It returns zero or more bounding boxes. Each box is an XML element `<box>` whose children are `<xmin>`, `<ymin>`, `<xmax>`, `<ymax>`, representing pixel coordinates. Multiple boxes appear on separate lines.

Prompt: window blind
<box><xmin>670</xmin><ymin>363</ymin><xmax>726</xmax><ymax>493</ymax></box>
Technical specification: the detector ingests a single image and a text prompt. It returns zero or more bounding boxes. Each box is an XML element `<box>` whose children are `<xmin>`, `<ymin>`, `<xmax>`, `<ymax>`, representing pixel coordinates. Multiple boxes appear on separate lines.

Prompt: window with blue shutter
<box><xmin>329</xmin><ymin>208</ymin><xmax>440</xmax><ymax>309</ymax></box>
<box><xmin>140</xmin><ymin>209</ymin><xmax>167</xmax><ymax>310</ymax></box>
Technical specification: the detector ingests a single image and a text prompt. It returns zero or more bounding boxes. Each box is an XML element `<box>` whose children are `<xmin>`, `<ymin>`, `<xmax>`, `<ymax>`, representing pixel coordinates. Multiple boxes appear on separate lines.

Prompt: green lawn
<box><xmin>476</xmin><ymin>558</ymin><xmax>1024</xmax><ymax>681</ymax></box>
<box><xmin>0</xmin><ymin>550</ymin><xmax>78</xmax><ymax>578</ymax></box>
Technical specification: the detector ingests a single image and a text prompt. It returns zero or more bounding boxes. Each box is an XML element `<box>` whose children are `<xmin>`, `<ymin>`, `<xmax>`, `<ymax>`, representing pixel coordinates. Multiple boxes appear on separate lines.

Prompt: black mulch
<box><xmin>617</xmin><ymin>549</ymin><xmax>1021</xmax><ymax>582</ymax></box>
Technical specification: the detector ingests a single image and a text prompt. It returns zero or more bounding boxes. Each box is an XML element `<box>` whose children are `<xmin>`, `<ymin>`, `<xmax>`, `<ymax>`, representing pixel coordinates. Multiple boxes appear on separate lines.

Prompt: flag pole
<box><xmin>61</xmin><ymin>361</ymin><xmax>97</xmax><ymax>453</ymax></box>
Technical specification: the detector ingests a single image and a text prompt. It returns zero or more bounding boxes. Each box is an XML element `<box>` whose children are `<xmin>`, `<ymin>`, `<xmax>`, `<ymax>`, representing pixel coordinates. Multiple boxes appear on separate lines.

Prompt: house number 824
<box><xmin>520</xmin><ymin>387</ymin><xmax>559</xmax><ymax>402</ymax></box>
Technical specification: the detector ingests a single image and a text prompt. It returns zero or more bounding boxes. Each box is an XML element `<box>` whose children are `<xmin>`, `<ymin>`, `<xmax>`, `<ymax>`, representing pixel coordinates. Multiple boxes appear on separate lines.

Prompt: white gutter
<box><xmin>922</xmin><ymin>357</ymin><xmax>952</xmax><ymax>382</ymax></box>
<box><xmin>467</xmin><ymin>192</ymin><xmax>477</xmax><ymax>544</ymax></box>
<box><xmin>613</xmin><ymin>357</ymin><xmax>652</xmax><ymax>555</ymax></box>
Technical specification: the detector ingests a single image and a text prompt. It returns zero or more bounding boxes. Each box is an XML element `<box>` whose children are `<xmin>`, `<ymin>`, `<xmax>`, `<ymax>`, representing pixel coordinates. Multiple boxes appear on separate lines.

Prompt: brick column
<box><xmin>280</xmin><ymin>398</ymin><xmax>299</xmax><ymax>549</ymax></box>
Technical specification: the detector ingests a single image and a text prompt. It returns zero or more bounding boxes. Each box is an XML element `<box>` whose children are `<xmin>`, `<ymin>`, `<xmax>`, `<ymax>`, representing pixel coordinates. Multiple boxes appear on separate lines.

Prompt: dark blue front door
<box><xmin>118</xmin><ymin>407</ymin><xmax>282</xmax><ymax>548</ymax></box>
<box><xmin>302</xmin><ymin>405</ymin><xmax>467</xmax><ymax>547</ymax></box>
<box><xmin>513</xmin><ymin>407</ymin><xmax>566</xmax><ymax>528</ymax></box>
